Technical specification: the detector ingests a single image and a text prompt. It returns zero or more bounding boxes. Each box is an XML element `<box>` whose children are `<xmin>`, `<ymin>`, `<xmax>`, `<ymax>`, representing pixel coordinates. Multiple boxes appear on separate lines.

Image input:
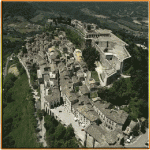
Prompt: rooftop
<box><xmin>72</xmin><ymin>76</ymin><xmax>79</xmax><ymax>83</ymax></box>
<box><xmin>93</xmin><ymin>101</ymin><xmax>129</xmax><ymax>124</ymax></box>
<box><xmin>85</xmin><ymin>123</ymin><xmax>122</xmax><ymax>144</ymax></box>
<box><xmin>45</xmin><ymin>88</ymin><xmax>60</xmax><ymax>103</ymax></box>
<box><xmin>79</xmin><ymin>85</ymin><xmax>89</xmax><ymax>95</ymax></box>
<box><xmin>77</xmin><ymin>105</ymin><xmax>99</xmax><ymax>122</ymax></box>
<box><xmin>66</xmin><ymin>90</ymin><xmax>78</xmax><ymax>102</ymax></box>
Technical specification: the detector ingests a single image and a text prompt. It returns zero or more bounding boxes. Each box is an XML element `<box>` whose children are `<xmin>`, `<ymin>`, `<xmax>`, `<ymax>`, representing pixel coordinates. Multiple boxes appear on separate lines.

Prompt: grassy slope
<box><xmin>3</xmin><ymin>73</ymin><xmax>39</xmax><ymax>148</ymax></box>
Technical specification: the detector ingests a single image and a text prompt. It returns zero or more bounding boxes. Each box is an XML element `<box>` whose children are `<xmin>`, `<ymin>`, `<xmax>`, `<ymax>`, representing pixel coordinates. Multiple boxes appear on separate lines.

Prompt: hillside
<box><xmin>3</xmin><ymin>2</ymin><xmax>148</xmax><ymax>40</ymax></box>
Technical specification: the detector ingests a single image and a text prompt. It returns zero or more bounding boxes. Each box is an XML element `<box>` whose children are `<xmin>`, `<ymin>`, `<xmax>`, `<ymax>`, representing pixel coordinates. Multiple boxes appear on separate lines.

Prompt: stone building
<box><xmin>72</xmin><ymin>95</ymin><xmax>100</xmax><ymax>128</ymax></box>
<box><xmin>22</xmin><ymin>28</ymin><xmax>131</xmax><ymax>148</ymax></box>
<box><xmin>44</xmin><ymin>88</ymin><xmax>60</xmax><ymax>114</ymax></box>
<box><xmin>72</xmin><ymin>21</ymin><xmax>131</xmax><ymax>86</ymax></box>
<box><xmin>91</xmin><ymin>100</ymin><xmax>129</xmax><ymax>131</ymax></box>
<box><xmin>84</xmin><ymin>122</ymin><xmax>124</xmax><ymax>148</ymax></box>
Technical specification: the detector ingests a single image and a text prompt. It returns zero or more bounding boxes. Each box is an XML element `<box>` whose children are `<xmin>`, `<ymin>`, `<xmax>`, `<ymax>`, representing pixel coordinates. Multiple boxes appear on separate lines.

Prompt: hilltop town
<box><xmin>15</xmin><ymin>18</ymin><xmax>144</xmax><ymax>148</ymax></box>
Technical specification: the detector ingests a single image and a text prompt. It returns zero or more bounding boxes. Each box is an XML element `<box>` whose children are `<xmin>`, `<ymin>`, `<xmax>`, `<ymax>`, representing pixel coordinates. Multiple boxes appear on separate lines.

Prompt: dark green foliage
<box><xmin>98</xmin><ymin>78</ymin><xmax>129</xmax><ymax>105</ymax></box>
<box><xmin>44</xmin><ymin>115</ymin><xmax>58</xmax><ymax>133</ymax></box>
<box><xmin>3</xmin><ymin>73</ymin><xmax>17</xmax><ymax>104</ymax></box>
<box><xmin>98</xmin><ymin>40</ymin><xmax>148</xmax><ymax>121</ymax></box>
<box><xmin>44</xmin><ymin>115</ymin><xmax>79</xmax><ymax>148</ymax></box>
<box><xmin>3</xmin><ymin>2</ymin><xmax>36</xmax><ymax>20</ymax></box>
<box><xmin>91</xmin><ymin>71</ymin><xmax>99</xmax><ymax>82</ymax></box>
<box><xmin>82</xmin><ymin>47</ymin><xmax>100</xmax><ymax>71</ymax></box>
<box><xmin>98</xmin><ymin>78</ymin><xmax>148</xmax><ymax>121</ymax></box>
<box><xmin>125</xmin><ymin>42</ymin><xmax>148</xmax><ymax>101</ymax></box>
<box><xmin>132</xmin><ymin>124</ymin><xmax>140</xmax><ymax>136</ymax></box>
<box><xmin>65</xmin><ymin>138</ymin><xmax>79</xmax><ymax>148</ymax></box>
<box><xmin>55</xmin><ymin>124</ymin><xmax>66</xmax><ymax>140</ymax></box>
<box><xmin>60</xmin><ymin>27</ymin><xmax>84</xmax><ymax>48</ymax></box>
<box><xmin>3</xmin><ymin>58</ymin><xmax>26</xmax><ymax>105</ymax></box>
<box><xmin>17</xmin><ymin>62</ymin><xmax>25</xmax><ymax>75</ymax></box>
<box><xmin>37</xmin><ymin>109</ymin><xmax>44</xmax><ymax>121</ymax></box>
<box><xmin>75</xmin><ymin>86</ymin><xmax>79</xmax><ymax>93</ymax></box>
<box><xmin>22</xmin><ymin>46</ymin><xmax>27</xmax><ymax>54</ymax></box>
<box><xmin>64</xmin><ymin>125</ymin><xmax>75</xmax><ymax>141</ymax></box>
<box><xmin>3</xmin><ymin>136</ymin><xmax>15</xmax><ymax>148</ymax></box>
<box><xmin>2</xmin><ymin>73</ymin><xmax>40</xmax><ymax>148</ymax></box>
<box><xmin>141</xmin><ymin>119</ymin><xmax>148</xmax><ymax>133</ymax></box>
<box><xmin>30</xmin><ymin>63</ymin><xmax>38</xmax><ymax>84</ymax></box>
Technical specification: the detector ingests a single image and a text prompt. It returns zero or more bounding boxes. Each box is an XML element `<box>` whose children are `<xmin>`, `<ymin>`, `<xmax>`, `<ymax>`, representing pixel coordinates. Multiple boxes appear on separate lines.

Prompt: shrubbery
<box><xmin>44</xmin><ymin>115</ymin><xmax>79</xmax><ymax>148</ymax></box>
<box><xmin>2</xmin><ymin>73</ymin><xmax>40</xmax><ymax>148</ymax></box>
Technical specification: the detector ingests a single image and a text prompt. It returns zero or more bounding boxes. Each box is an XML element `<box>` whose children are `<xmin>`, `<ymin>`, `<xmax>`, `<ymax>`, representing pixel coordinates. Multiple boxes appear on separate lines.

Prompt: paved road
<box><xmin>33</xmin><ymin>87</ymin><xmax>47</xmax><ymax>147</ymax></box>
<box><xmin>37</xmin><ymin>116</ymin><xmax>47</xmax><ymax>147</ymax></box>
<box><xmin>4</xmin><ymin>56</ymin><xmax>10</xmax><ymax>78</ymax></box>
<box><xmin>4</xmin><ymin>53</ymin><xmax>14</xmax><ymax>79</ymax></box>
<box><xmin>124</xmin><ymin>128</ymin><xmax>149</xmax><ymax>148</ymax></box>
<box><xmin>18</xmin><ymin>55</ymin><xmax>47</xmax><ymax>147</ymax></box>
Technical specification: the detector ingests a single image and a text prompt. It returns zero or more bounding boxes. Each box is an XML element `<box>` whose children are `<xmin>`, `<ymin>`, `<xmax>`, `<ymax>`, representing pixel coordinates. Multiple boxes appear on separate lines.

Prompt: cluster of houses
<box><xmin>19</xmin><ymin>20</ymin><xmax>136</xmax><ymax>148</ymax></box>
<box><xmin>71</xmin><ymin>19</ymin><xmax>131</xmax><ymax>86</ymax></box>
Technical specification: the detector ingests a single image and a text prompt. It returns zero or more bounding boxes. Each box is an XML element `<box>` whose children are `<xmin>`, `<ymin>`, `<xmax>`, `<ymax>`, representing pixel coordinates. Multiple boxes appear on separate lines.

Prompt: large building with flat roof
<box><xmin>72</xmin><ymin>20</ymin><xmax>131</xmax><ymax>86</ymax></box>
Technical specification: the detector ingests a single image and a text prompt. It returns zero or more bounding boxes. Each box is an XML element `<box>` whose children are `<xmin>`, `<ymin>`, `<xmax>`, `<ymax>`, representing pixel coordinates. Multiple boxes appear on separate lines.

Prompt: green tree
<box><xmin>66</xmin><ymin>139</ymin><xmax>79</xmax><ymax>148</ymax></box>
<box><xmin>55</xmin><ymin>124</ymin><xmax>66</xmax><ymax>140</ymax></box>
<box><xmin>82</xmin><ymin>47</ymin><xmax>100</xmax><ymax>71</ymax></box>
<box><xmin>22</xmin><ymin>46</ymin><xmax>27</xmax><ymax>54</ymax></box>
<box><xmin>37</xmin><ymin>109</ymin><xmax>44</xmax><ymax>121</ymax></box>
<box><xmin>64</xmin><ymin>124</ymin><xmax>75</xmax><ymax>140</ymax></box>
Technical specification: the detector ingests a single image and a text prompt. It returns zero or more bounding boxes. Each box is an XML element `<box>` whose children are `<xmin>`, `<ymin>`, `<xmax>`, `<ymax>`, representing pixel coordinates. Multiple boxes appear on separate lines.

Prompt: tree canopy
<box><xmin>82</xmin><ymin>47</ymin><xmax>100</xmax><ymax>71</ymax></box>
<box><xmin>44</xmin><ymin>115</ymin><xmax>79</xmax><ymax>148</ymax></box>
<box><xmin>3</xmin><ymin>73</ymin><xmax>40</xmax><ymax>148</ymax></box>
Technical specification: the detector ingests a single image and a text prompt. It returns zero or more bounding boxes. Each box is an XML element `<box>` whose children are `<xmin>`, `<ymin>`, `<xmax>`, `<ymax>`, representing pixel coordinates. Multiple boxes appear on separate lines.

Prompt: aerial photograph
<box><xmin>2</xmin><ymin>1</ymin><xmax>149</xmax><ymax>148</ymax></box>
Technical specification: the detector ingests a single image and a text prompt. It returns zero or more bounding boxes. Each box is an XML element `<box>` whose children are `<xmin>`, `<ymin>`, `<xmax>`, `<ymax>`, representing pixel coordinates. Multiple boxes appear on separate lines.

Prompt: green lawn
<box><xmin>91</xmin><ymin>71</ymin><xmax>99</xmax><ymax>82</ymax></box>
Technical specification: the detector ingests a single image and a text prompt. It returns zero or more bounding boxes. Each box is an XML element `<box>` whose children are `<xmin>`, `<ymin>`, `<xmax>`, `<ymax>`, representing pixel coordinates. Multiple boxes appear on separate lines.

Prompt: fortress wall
<box><xmin>111</xmin><ymin>55</ymin><xmax>121</xmax><ymax>71</ymax></box>
<box><xmin>106</xmin><ymin>73</ymin><xmax>118</xmax><ymax>85</ymax></box>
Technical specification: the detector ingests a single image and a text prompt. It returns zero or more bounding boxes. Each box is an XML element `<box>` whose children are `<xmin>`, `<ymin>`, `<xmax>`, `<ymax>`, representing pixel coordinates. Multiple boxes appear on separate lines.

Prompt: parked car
<box><xmin>126</xmin><ymin>139</ymin><xmax>131</xmax><ymax>143</ymax></box>
<box><xmin>129</xmin><ymin>136</ymin><xmax>133</xmax><ymax>140</ymax></box>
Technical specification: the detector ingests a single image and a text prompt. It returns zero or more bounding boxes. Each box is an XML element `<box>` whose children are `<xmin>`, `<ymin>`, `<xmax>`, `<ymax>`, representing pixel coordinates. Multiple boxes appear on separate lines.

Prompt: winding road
<box><xmin>17</xmin><ymin>54</ymin><xmax>47</xmax><ymax>147</ymax></box>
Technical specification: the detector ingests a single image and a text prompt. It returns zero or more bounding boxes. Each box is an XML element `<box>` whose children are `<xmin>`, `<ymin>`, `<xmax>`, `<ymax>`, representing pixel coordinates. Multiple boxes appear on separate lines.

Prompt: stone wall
<box><xmin>85</xmin><ymin>133</ymin><xmax>94</xmax><ymax>148</ymax></box>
